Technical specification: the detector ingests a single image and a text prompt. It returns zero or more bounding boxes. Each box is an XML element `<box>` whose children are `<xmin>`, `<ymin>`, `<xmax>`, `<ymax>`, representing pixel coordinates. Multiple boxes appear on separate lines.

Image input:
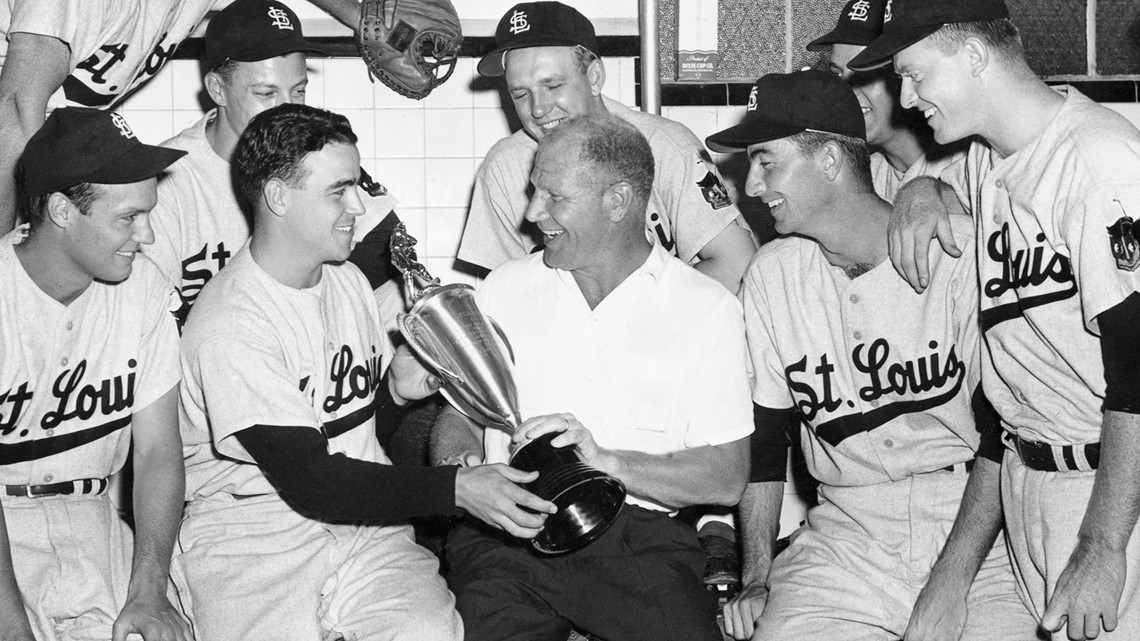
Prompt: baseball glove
<box><xmin>357</xmin><ymin>0</ymin><xmax>463</xmax><ymax>100</ymax></box>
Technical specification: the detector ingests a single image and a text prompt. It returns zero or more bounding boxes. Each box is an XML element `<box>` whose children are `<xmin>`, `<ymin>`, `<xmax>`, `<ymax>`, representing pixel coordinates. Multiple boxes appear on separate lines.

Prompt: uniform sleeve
<box><xmin>132</xmin><ymin>258</ymin><xmax>179</xmax><ymax>412</ymax></box>
<box><xmin>1059</xmin><ymin>176</ymin><xmax>1140</xmax><ymax>333</ymax></box>
<box><xmin>651</xmin><ymin>130</ymin><xmax>742</xmax><ymax>264</ymax></box>
<box><xmin>6</xmin><ymin>0</ymin><xmax>104</xmax><ymax>58</ymax></box>
<box><xmin>456</xmin><ymin>142</ymin><xmax>537</xmax><ymax>270</ymax></box>
<box><xmin>946</xmin><ymin>215</ymin><xmax>982</xmax><ymax>400</ymax></box>
<box><xmin>146</xmin><ymin>175</ymin><xmax>184</xmax><ymax>287</ymax></box>
<box><xmin>741</xmin><ymin>261</ymin><xmax>794</xmax><ymax>409</ymax></box>
<box><xmin>681</xmin><ymin>294</ymin><xmax>753</xmax><ymax>448</ymax></box>
<box><xmin>191</xmin><ymin>330</ymin><xmax>322</xmax><ymax>463</ymax></box>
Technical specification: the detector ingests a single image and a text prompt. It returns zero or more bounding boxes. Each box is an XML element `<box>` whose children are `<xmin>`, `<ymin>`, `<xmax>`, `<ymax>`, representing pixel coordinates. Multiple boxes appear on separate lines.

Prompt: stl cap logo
<box><xmin>509</xmin><ymin>10</ymin><xmax>530</xmax><ymax>35</ymax></box>
<box><xmin>1107</xmin><ymin>201</ymin><xmax>1140</xmax><ymax>272</ymax></box>
<box><xmin>847</xmin><ymin>0</ymin><xmax>871</xmax><ymax>22</ymax></box>
<box><xmin>267</xmin><ymin>6</ymin><xmax>295</xmax><ymax>31</ymax></box>
<box><xmin>746</xmin><ymin>86</ymin><xmax>758</xmax><ymax>111</ymax></box>
<box><xmin>884</xmin><ymin>0</ymin><xmax>893</xmax><ymax>22</ymax></box>
<box><xmin>109</xmin><ymin>113</ymin><xmax>135</xmax><ymax>139</ymax></box>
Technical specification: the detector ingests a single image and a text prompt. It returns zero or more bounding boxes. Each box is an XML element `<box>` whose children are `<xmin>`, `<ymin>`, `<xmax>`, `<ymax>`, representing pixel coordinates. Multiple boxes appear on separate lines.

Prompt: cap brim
<box><xmin>86</xmin><ymin>145</ymin><xmax>187</xmax><ymax>185</ymax></box>
<box><xmin>477</xmin><ymin>38</ymin><xmax>592</xmax><ymax>76</ymax></box>
<box><xmin>207</xmin><ymin>41</ymin><xmax>330</xmax><ymax>72</ymax></box>
<box><xmin>846</xmin><ymin>24</ymin><xmax>940</xmax><ymax>70</ymax></box>
<box><xmin>706</xmin><ymin>120</ymin><xmax>806</xmax><ymax>153</ymax></box>
<box><xmin>806</xmin><ymin>29</ymin><xmax>875</xmax><ymax>52</ymax></box>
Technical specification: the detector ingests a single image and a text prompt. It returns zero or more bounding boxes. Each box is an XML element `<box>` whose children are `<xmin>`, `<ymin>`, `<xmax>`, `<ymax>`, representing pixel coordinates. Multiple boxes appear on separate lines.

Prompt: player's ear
<box><xmin>603</xmin><ymin>180</ymin><xmax>635</xmax><ymax>222</ymax></box>
<box><xmin>962</xmin><ymin>37</ymin><xmax>989</xmax><ymax>77</ymax></box>
<box><xmin>263</xmin><ymin>178</ymin><xmax>289</xmax><ymax>219</ymax></box>
<box><xmin>586</xmin><ymin>57</ymin><xmax>606</xmax><ymax>96</ymax></box>
<box><xmin>204</xmin><ymin>70</ymin><xmax>228</xmax><ymax>108</ymax></box>
<box><xmin>816</xmin><ymin>141</ymin><xmax>843</xmax><ymax>182</ymax></box>
<box><xmin>45</xmin><ymin>192</ymin><xmax>76</xmax><ymax>229</ymax></box>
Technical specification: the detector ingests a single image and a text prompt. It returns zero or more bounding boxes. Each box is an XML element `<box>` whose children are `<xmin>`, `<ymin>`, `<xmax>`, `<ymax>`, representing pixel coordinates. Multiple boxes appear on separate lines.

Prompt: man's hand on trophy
<box><xmin>455</xmin><ymin>465</ymin><xmax>558</xmax><ymax>538</ymax></box>
<box><xmin>513</xmin><ymin>413</ymin><xmax>611</xmax><ymax>470</ymax></box>
<box><xmin>388</xmin><ymin>344</ymin><xmax>443</xmax><ymax>404</ymax></box>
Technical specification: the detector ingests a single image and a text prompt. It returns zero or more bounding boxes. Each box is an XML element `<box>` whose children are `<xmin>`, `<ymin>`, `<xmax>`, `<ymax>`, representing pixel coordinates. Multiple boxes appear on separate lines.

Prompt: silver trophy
<box><xmin>391</xmin><ymin>223</ymin><xmax>625</xmax><ymax>554</ymax></box>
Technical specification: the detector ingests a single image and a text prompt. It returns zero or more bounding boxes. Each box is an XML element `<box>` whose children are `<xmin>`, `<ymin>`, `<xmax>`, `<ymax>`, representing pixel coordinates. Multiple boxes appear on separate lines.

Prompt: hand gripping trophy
<box><xmin>390</xmin><ymin>224</ymin><xmax>626</xmax><ymax>554</ymax></box>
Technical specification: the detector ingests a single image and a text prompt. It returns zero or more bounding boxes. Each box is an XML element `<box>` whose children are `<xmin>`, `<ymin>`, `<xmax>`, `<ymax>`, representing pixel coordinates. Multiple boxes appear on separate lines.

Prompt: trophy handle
<box><xmin>486</xmin><ymin>315</ymin><xmax>515</xmax><ymax>364</ymax></box>
<box><xmin>396</xmin><ymin>313</ymin><xmax>466</xmax><ymax>386</ymax></box>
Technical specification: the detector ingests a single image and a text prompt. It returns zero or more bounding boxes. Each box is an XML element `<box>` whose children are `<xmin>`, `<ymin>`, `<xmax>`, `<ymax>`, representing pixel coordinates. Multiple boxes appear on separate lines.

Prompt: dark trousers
<box><xmin>446</xmin><ymin>505</ymin><xmax>721</xmax><ymax>641</ymax></box>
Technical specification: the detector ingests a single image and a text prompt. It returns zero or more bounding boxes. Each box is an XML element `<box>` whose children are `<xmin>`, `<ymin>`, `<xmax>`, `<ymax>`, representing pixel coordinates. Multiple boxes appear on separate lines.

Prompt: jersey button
<box><xmin>43</xmin><ymin>474</ymin><xmax>53</xmax><ymax>483</ymax></box>
<box><xmin>995</xmin><ymin>179</ymin><xmax>1004</xmax><ymax>189</ymax></box>
<box><xmin>853</xmin><ymin>331</ymin><xmax>862</xmax><ymax>340</ymax></box>
<box><xmin>849</xmin><ymin>294</ymin><xmax>859</xmax><ymax>304</ymax></box>
<box><xmin>65</xmin><ymin>321</ymin><xmax>74</xmax><ymax>331</ymax></box>
<box><xmin>329</xmin><ymin>411</ymin><xmax>338</xmax><ymax>419</ymax></box>
<box><xmin>60</xmin><ymin>357</ymin><xmax>69</xmax><ymax>367</ymax></box>
<box><xmin>883</xmin><ymin>439</ymin><xmax>894</xmax><ymax>448</ymax></box>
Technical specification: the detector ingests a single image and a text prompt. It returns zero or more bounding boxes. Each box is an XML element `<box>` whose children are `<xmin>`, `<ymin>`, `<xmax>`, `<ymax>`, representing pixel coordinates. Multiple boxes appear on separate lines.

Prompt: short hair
<box><xmin>232</xmin><ymin>103</ymin><xmax>357</xmax><ymax>213</ymax></box>
<box><xmin>17</xmin><ymin>157</ymin><xmax>100</xmax><ymax>231</ymax></box>
<box><xmin>541</xmin><ymin>113</ymin><xmax>654</xmax><ymax>203</ymax></box>
<box><xmin>787</xmin><ymin>130</ymin><xmax>873</xmax><ymax>192</ymax></box>
<box><xmin>209</xmin><ymin>59</ymin><xmax>242</xmax><ymax>83</ymax></box>
<box><xmin>572</xmin><ymin>45</ymin><xmax>600</xmax><ymax>75</ymax></box>
<box><xmin>926</xmin><ymin>19</ymin><xmax>1024</xmax><ymax>63</ymax></box>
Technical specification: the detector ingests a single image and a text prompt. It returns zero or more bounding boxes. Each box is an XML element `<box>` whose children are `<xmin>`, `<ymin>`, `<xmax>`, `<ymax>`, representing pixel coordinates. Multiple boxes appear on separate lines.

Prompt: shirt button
<box><xmin>849</xmin><ymin>294</ymin><xmax>859</xmax><ymax>303</ymax></box>
<box><xmin>327</xmin><ymin>342</ymin><xmax>335</xmax><ymax>351</ymax></box>
<box><xmin>60</xmin><ymin>357</ymin><xmax>69</xmax><ymax>367</ymax></box>
<box><xmin>43</xmin><ymin>475</ymin><xmax>53</xmax><ymax>483</ymax></box>
<box><xmin>870</xmin><ymin>400</ymin><xmax>879</xmax><ymax>408</ymax></box>
<box><xmin>329</xmin><ymin>411</ymin><xmax>338</xmax><ymax>419</ymax></box>
<box><xmin>853</xmin><ymin>331</ymin><xmax>862</xmax><ymax>340</ymax></box>
<box><xmin>995</xmin><ymin>179</ymin><xmax>1004</xmax><ymax>188</ymax></box>
<box><xmin>65</xmin><ymin>321</ymin><xmax>74</xmax><ymax>331</ymax></box>
<box><xmin>883</xmin><ymin>439</ymin><xmax>894</xmax><ymax>448</ymax></box>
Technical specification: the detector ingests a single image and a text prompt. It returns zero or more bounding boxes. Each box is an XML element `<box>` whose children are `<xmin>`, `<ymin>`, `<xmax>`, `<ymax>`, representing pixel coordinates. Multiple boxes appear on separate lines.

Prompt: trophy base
<box><xmin>510</xmin><ymin>432</ymin><xmax>627</xmax><ymax>555</ymax></box>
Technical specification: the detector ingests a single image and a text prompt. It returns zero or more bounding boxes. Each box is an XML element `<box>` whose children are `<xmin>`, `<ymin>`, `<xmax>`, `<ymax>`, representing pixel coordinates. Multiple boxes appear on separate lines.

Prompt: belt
<box><xmin>1010</xmin><ymin>434</ymin><xmax>1099</xmax><ymax>472</ymax></box>
<box><xmin>4</xmin><ymin>478</ymin><xmax>109</xmax><ymax>498</ymax></box>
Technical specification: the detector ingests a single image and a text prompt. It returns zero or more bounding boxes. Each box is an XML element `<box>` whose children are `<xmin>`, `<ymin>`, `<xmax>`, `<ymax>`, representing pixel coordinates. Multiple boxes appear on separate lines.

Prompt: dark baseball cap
<box><xmin>807</xmin><ymin>0</ymin><xmax>890</xmax><ymax>51</ymax></box>
<box><xmin>204</xmin><ymin>0</ymin><xmax>329</xmax><ymax>71</ymax></box>
<box><xmin>20</xmin><ymin>108</ymin><xmax>186</xmax><ymax>197</ymax></box>
<box><xmin>847</xmin><ymin>0</ymin><xmax>1010</xmax><ymax>70</ymax></box>
<box><xmin>477</xmin><ymin>2</ymin><xmax>598</xmax><ymax>77</ymax></box>
<box><xmin>705</xmin><ymin>70</ymin><xmax>865</xmax><ymax>153</ymax></box>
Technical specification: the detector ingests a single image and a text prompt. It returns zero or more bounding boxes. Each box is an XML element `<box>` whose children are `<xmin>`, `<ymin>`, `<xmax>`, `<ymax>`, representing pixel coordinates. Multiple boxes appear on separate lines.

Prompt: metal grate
<box><xmin>1009</xmin><ymin>0</ymin><xmax>1087</xmax><ymax>76</ymax></box>
<box><xmin>790</xmin><ymin>0</ymin><xmax>848</xmax><ymax>73</ymax></box>
<box><xmin>1097</xmin><ymin>0</ymin><xmax>1140</xmax><ymax>76</ymax></box>
<box><xmin>718</xmin><ymin>0</ymin><xmax>788</xmax><ymax>80</ymax></box>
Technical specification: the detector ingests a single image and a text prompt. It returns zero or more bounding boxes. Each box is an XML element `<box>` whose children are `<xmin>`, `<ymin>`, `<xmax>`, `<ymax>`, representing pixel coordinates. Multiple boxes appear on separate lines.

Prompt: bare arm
<box><xmin>723</xmin><ymin>481</ymin><xmax>784</xmax><ymax>641</ymax></box>
<box><xmin>304</xmin><ymin>0</ymin><xmax>361</xmax><ymax>30</ymax></box>
<box><xmin>0</xmin><ymin>503</ymin><xmax>35</xmax><ymax>641</ymax></box>
<box><xmin>904</xmin><ymin>457</ymin><xmax>1003</xmax><ymax>641</ymax></box>
<box><xmin>694</xmin><ymin>217</ymin><xmax>756</xmax><ymax>294</ymax></box>
<box><xmin>0</xmin><ymin>33</ymin><xmax>71</xmax><ymax>234</ymax></box>
<box><xmin>888</xmin><ymin>177</ymin><xmax>965</xmax><ymax>294</ymax></box>
<box><xmin>112</xmin><ymin>387</ymin><xmax>190</xmax><ymax>641</ymax></box>
<box><xmin>1041</xmin><ymin>409</ymin><xmax>1140</xmax><ymax>641</ymax></box>
<box><xmin>429</xmin><ymin>405</ymin><xmax>558</xmax><ymax>538</ymax></box>
<box><xmin>516</xmin><ymin>414</ymin><xmax>750</xmax><ymax>509</ymax></box>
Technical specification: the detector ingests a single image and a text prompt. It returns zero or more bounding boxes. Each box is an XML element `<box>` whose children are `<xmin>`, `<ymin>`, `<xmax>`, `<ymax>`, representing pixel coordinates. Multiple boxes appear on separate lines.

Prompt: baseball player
<box><xmin>707</xmin><ymin>70</ymin><xmax>1036</xmax><ymax>641</ymax></box>
<box><xmin>432</xmin><ymin>112</ymin><xmax>753</xmax><ymax>641</ymax></box>
<box><xmin>174</xmin><ymin>103</ymin><xmax>558</xmax><ymax>641</ymax></box>
<box><xmin>458</xmin><ymin>1</ymin><xmax>756</xmax><ymax>293</ymax></box>
<box><xmin>0</xmin><ymin>0</ymin><xmax>368</xmax><ymax>235</ymax></box>
<box><xmin>848</xmin><ymin>1</ymin><xmax>1140</xmax><ymax>639</ymax></box>
<box><xmin>810</xmin><ymin>0</ymin><xmax>967</xmax><ymax>203</ymax></box>
<box><xmin>144</xmin><ymin>0</ymin><xmax>404</xmax><ymax>332</ymax></box>
<box><xmin>0</xmin><ymin>108</ymin><xmax>187</xmax><ymax>640</ymax></box>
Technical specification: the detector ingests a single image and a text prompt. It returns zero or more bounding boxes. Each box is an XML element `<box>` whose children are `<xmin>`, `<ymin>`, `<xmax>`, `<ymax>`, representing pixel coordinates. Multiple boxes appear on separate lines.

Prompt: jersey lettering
<box><xmin>980</xmin><ymin>224</ymin><xmax>1078</xmax><ymax>331</ymax></box>
<box><xmin>324</xmin><ymin>344</ymin><xmax>383</xmax><ymax>415</ymax></box>
<box><xmin>0</xmin><ymin>383</ymin><xmax>34</xmax><ymax>436</ymax></box>
<box><xmin>176</xmin><ymin>242</ymin><xmax>234</xmax><ymax>327</ymax></box>
<box><xmin>41</xmin><ymin>359</ymin><xmax>137</xmax><ymax>430</ymax></box>
<box><xmin>648</xmin><ymin>212</ymin><xmax>676</xmax><ymax>253</ymax></box>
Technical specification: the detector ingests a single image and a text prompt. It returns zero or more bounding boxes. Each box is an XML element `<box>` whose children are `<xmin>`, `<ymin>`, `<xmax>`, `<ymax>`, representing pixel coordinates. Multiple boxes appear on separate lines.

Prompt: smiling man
<box><xmin>707</xmin><ymin>70</ymin><xmax>1036</xmax><ymax>641</ymax></box>
<box><xmin>847</xmin><ymin>1</ymin><xmax>1140</xmax><ymax>639</ymax></box>
<box><xmin>174</xmin><ymin>103</ymin><xmax>556</xmax><ymax>641</ymax></box>
<box><xmin>0</xmin><ymin>108</ymin><xmax>188</xmax><ymax>641</ymax></box>
<box><xmin>457</xmin><ymin>1</ymin><xmax>755</xmax><ymax>293</ymax></box>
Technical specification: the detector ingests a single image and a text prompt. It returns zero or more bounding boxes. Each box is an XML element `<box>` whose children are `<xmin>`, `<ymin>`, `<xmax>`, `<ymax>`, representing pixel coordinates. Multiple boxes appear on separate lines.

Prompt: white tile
<box><xmin>471</xmin><ymin>75</ymin><xmax>507</xmax><ymax>110</ymax></box>
<box><xmin>169</xmin><ymin>60</ymin><xmax>207</xmax><ymax>112</ymax></box>
<box><xmin>473</xmin><ymin>109</ymin><xmax>513</xmax><ymax>158</ymax></box>
<box><xmin>322</xmin><ymin>58</ymin><xmax>375</xmax><ymax>109</ymax></box>
<box><xmin>340</xmin><ymin>109</ymin><xmax>377</xmax><ymax>159</ymax></box>
<box><xmin>375</xmin><ymin>109</ymin><xmax>426</xmax><ymax>158</ymax></box>
<box><xmin>116</xmin><ymin>111</ymin><xmax>174</xmax><ymax>146</ymax></box>
<box><xmin>423</xmin><ymin>58</ymin><xmax>475</xmax><ymax>109</ymax></box>
<box><xmin>393</xmin><ymin>207</ymin><xmax>428</xmax><ymax>244</ymax></box>
<box><xmin>303</xmin><ymin>59</ymin><xmax>326</xmax><ymax>108</ymax></box>
<box><xmin>663</xmin><ymin>106</ymin><xmax>719</xmax><ymax>142</ymax></box>
<box><xmin>424</xmin><ymin>257</ymin><xmax>480</xmax><ymax>286</ymax></box>
<box><xmin>423</xmin><ymin>158</ymin><xmax>476</xmax><ymax>207</ymax></box>
<box><xmin>373</xmin><ymin>158</ymin><xmax>426</xmax><ymax>208</ymax></box>
<box><xmin>424</xmin><ymin>108</ymin><xmax>475</xmax><ymax>158</ymax></box>
<box><xmin>424</xmin><ymin>207</ymin><xmax>468</xmax><ymax>257</ymax></box>
<box><xmin>122</xmin><ymin>70</ymin><xmax>172</xmax><ymax>110</ymax></box>
<box><xmin>716</xmin><ymin>106</ymin><xmax>749</xmax><ymax>128</ymax></box>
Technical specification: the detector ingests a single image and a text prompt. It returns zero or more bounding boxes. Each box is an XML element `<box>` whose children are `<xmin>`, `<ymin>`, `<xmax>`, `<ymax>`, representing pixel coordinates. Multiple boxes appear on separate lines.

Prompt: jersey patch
<box><xmin>1107</xmin><ymin>211</ymin><xmax>1140</xmax><ymax>272</ymax></box>
<box><xmin>695</xmin><ymin>155</ymin><xmax>732</xmax><ymax>210</ymax></box>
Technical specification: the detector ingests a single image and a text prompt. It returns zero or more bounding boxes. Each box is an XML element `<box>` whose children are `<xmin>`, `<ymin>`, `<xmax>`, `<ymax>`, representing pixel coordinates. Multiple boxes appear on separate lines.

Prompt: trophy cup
<box><xmin>390</xmin><ymin>224</ymin><xmax>626</xmax><ymax>554</ymax></box>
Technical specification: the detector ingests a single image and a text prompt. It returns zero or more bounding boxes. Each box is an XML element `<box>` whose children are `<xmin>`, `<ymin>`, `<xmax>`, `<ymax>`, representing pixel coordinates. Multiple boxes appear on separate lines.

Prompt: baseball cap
<box><xmin>477</xmin><ymin>2</ymin><xmax>598</xmax><ymax>77</ymax></box>
<box><xmin>847</xmin><ymin>0</ymin><xmax>1010</xmax><ymax>70</ymax></box>
<box><xmin>705</xmin><ymin>70</ymin><xmax>865</xmax><ymax>153</ymax></box>
<box><xmin>807</xmin><ymin>0</ymin><xmax>890</xmax><ymax>51</ymax></box>
<box><xmin>204</xmin><ymin>0</ymin><xmax>329</xmax><ymax>71</ymax></box>
<box><xmin>20</xmin><ymin>108</ymin><xmax>186</xmax><ymax>197</ymax></box>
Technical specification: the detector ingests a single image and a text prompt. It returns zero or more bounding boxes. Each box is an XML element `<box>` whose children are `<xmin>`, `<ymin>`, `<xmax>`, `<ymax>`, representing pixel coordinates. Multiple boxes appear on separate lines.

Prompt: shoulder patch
<box><xmin>1107</xmin><ymin>208</ymin><xmax>1140</xmax><ymax>272</ymax></box>
<box><xmin>695</xmin><ymin>154</ymin><xmax>732</xmax><ymax>210</ymax></box>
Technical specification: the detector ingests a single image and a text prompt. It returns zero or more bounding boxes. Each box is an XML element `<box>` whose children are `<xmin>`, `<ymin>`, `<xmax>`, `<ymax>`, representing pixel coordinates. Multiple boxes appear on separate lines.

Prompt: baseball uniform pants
<box><xmin>755</xmin><ymin>467</ymin><xmax>1040</xmax><ymax>640</ymax></box>
<box><xmin>1003</xmin><ymin>449</ymin><xmax>1140</xmax><ymax>640</ymax></box>
<box><xmin>171</xmin><ymin>493</ymin><xmax>461</xmax><ymax>641</ymax></box>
